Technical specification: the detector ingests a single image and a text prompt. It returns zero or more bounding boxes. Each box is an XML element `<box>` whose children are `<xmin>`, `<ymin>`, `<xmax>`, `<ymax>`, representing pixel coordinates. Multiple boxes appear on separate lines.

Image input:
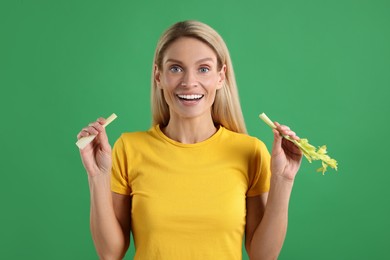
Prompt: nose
<box><xmin>181</xmin><ymin>71</ymin><xmax>198</xmax><ymax>87</ymax></box>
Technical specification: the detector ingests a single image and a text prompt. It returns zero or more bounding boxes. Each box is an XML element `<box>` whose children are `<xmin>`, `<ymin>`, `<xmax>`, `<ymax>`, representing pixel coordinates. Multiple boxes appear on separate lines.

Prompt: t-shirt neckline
<box><xmin>153</xmin><ymin>124</ymin><xmax>224</xmax><ymax>148</ymax></box>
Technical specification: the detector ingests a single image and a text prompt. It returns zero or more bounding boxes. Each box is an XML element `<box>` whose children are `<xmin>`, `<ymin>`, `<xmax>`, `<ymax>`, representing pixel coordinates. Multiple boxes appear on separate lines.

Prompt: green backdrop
<box><xmin>1</xmin><ymin>0</ymin><xmax>389</xmax><ymax>259</ymax></box>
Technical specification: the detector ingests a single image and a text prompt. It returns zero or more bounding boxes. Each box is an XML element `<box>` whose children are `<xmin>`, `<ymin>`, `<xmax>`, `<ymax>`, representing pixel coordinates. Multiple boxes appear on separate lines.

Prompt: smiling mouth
<box><xmin>177</xmin><ymin>94</ymin><xmax>204</xmax><ymax>101</ymax></box>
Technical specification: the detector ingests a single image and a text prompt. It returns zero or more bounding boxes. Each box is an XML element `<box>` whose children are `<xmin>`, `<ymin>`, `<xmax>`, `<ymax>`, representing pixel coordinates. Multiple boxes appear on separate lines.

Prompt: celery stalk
<box><xmin>259</xmin><ymin>113</ymin><xmax>338</xmax><ymax>174</ymax></box>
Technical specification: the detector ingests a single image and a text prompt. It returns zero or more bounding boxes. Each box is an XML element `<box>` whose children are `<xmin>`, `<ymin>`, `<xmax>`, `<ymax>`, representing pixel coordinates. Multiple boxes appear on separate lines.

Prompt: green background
<box><xmin>1</xmin><ymin>0</ymin><xmax>389</xmax><ymax>259</ymax></box>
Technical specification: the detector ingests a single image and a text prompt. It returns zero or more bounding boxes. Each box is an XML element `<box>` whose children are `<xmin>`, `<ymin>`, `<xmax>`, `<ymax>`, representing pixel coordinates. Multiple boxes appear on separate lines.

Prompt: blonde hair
<box><xmin>151</xmin><ymin>20</ymin><xmax>247</xmax><ymax>134</ymax></box>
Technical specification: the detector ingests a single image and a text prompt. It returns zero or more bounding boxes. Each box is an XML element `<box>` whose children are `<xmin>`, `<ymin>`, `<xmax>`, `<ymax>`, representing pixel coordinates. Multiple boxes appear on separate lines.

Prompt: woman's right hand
<box><xmin>77</xmin><ymin>117</ymin><xmax>112</xmax><ymax>177</ymax></box>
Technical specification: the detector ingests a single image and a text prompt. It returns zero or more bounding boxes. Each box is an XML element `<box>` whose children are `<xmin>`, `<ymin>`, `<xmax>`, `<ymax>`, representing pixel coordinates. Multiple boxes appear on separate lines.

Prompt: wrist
<box><xmin>270</xmin><ymin>174</ymin><xmax>295</xmax><ymax>189</ymax></box>
<box><xmin>88</xmin><ymin>172</ymin><xmax>111</xmax><ymax>186</ymax></box>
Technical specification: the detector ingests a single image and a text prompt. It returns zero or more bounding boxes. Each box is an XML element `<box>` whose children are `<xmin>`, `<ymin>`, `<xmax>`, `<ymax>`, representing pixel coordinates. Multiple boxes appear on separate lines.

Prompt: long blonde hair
<box><xmin>151</xmin><ymin>20</ymin><xmax>247</xmax><ymax>134</ymax></box>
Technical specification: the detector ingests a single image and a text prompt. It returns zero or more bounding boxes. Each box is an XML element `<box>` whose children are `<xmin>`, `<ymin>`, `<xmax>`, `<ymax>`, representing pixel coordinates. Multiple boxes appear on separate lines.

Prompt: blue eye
<box><xmin>170</xmin><ymin>66</ymin><xmax>183</xmax><ymax>73</ymax></box>
<box><xmin>199</xmin><ymin>67</ymin><xmax>210</xmax><ymax>73</ymax></box>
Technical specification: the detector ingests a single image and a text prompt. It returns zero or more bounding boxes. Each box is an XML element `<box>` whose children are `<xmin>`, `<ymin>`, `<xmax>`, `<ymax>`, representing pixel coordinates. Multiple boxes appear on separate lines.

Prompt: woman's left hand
<box><xmin>271</xmin><ymin>122</ymin><xmax>303</xmax><ymax>181</ymax></box>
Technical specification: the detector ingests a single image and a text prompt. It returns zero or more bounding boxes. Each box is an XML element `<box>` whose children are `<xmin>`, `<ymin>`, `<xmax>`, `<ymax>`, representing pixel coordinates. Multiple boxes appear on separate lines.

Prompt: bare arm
<box><xmin>88</xmin><ymin>176</ymin><xmax>131</xmax><ymax>259</ymax></box>
<box><xmin>78</xmin><ymin>118</ymin><xmax>131</xmax><ymax>259</ymax></box>
<box><xmin>246</xmin><ymin>122</ymin><xmax>302</xmax><ymax>260</ymax></box>
<box><xmin>246</xmin><ymin>177</ymin><xmax>293</xmax><ymax>260</ymax></box>
<box><xmin>245</xmin><ymin>193</ymin><xmax>267</xmax><ymax>253</ymax></box>
<box><xmin>112</xmin><ymin>192</ymin><xmax>132</xmax><ymax>252</ymax></box>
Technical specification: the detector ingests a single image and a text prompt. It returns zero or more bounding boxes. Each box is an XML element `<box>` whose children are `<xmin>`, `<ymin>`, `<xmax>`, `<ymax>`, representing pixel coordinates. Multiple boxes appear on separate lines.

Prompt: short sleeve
<box><xmin>246</xmin><ymin>139</ymin><xmax>271</xmax><ymax>197</ymax></box>
<box><xmin>111</xmin><ymin>135</ymin><xmax>131</xmax><ymax>195</ymax></box>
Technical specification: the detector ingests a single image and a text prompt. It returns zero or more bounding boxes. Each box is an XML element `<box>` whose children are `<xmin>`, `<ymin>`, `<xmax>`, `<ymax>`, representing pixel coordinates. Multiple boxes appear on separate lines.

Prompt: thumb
<box><xmin>272</xmin><ymin>129</ymin><xmax>283</xmax><ymax>156</ymax></box>
<box><xmin>96</xmin><ymin>126</ymin><xmax>111</xmax><ymax>154</ymax></box>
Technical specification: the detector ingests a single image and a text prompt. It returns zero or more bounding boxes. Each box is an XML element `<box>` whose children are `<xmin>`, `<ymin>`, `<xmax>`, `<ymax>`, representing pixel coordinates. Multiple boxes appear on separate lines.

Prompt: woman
<box><xmin>77</xmin><ymin>20</ymin><xmax>302</xmax><ymax>260</ymax></box>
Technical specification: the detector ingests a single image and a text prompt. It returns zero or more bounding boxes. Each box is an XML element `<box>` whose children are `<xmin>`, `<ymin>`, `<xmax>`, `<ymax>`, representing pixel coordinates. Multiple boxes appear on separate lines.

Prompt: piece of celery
<box><xmin>259</xmin><ymin>113</ymin><xmax>338</xmax><ymax>174</ymax></box>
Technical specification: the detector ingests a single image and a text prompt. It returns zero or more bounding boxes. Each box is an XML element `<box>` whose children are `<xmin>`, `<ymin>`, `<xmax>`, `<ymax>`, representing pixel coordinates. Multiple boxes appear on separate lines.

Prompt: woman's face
<box><xmin>155</xmin><ymin>37</ymin><xmax>226</xmax><ymax>122</ymax></box>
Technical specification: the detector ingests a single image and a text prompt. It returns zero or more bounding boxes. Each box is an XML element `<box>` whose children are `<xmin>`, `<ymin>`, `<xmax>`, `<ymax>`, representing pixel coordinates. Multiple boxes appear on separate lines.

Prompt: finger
<box><xmin>274</xmin><ymin>122</ymin><xmax>287</xmax><ymax>130</ymax></box>
<box><xmin>275</xmin><ymin>122</ymin><xmax>300</xmax><ymax>141</ymax></box>
<box><xmin>76</xmin><ymin>119</ymin><xmax>104</xmax><ymax>140</ymax></box>
<box><xmin>95</xmin><ymin>126</ymin><xmax>111</xmax><ymax>153</ymax></box>
<box><xmin>285</xmin><ymin>130</ymin><xmax>298</xmax><ymax>139</ymax></box>
<box><xmin>76</xmin><ymin>116</ymin><xmax>111</xmax><ymax>151</ymax></box>
<box><xmin>97</xmin><ymin>117</ymin><xmax>106</xmax><ymax>125</ymax></box>
<box><xmin>290</xmin><ymin>134</ymin><xmax>300</xmax><ymax>141</ymax></box>
<box><xmin>275</xmin><ymin>122</ymin><xmax>290</xmax><ymax>134</ymax></box>
<box><xmin>77</xmin><ymin>128</ymin><xmax>91</xmax><ymax>139</ymax></box>
<box><xmin>272</xmin><ymin>129</ymin><xmax>283</xmax><ymax>156</ymax></box>
<box><xmin>93</xmin><ymin>117</ymin><xmax>111</xmax><ymax>152</ymax></box>
<box><xmin>88</xmin><ymin>121</ymin><xmax>105</xmax><ymax>132</ymax></box>
<box><xmin>77</xmin><ymin>125</ymin><xmax>99</xmax><ymax>138</ymax></box>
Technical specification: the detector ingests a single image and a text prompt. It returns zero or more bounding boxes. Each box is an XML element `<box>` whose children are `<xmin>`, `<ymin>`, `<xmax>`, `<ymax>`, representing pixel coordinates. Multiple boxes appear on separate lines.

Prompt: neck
<box><xmin>162</xmin><ymin>115</ymin><xmax>217</xmax><ymax>144</ymax></box>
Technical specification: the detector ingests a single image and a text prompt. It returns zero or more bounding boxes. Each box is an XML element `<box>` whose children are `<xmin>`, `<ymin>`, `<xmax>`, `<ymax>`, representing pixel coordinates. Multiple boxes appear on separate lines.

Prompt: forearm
<box><xmin>248</xmin><ymin>175</ymin><xmax>294</xmax><ymax>260</ymax></box>
<box><xmin>89</xmin><ymin>175</ymin><xmax>128</xmax><ymax>260</ymax></box>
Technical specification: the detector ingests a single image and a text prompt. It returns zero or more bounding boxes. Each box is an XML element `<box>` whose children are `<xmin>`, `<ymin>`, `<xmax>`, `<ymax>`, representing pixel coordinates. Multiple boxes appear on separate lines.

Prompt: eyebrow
<box><xmin>165</xmin><ymin>57</ymin><xmax>215</xmax><ymax>64</ymax></box>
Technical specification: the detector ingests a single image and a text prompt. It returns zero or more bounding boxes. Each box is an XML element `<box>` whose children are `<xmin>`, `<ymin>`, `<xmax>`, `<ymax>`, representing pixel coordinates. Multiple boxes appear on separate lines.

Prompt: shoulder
<box><xmin>220</xmin><ymin>127</ymin><xmax>268</xmax><ymax>150</ymax></box>
<box><xmin>112</xmin><ymin>125</ymin><xmax>159</xmax><ymax>151</ymax></box>
<box><xmin>117</xmin><ymin>125</ymin><xmax>158</xmax><ymax>143</ymax></box>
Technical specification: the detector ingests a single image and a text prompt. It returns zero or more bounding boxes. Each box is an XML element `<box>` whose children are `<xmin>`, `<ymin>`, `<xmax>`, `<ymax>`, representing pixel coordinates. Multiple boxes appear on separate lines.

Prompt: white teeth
<box><xmin>177</xmin><ymin>94</ymin><xmax>203</xmax><ymax>100</ymax></box>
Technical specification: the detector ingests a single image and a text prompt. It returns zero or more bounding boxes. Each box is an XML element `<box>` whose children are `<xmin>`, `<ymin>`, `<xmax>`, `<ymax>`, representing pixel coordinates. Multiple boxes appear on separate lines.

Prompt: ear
<box><xmin>217</xmin><ymin>64</ymin><xmax>226</xmax><ymax>89</ymax></box>
<box><xmin>154</xmin><ymin>64</ymin><xmax>162</xmax><ymax>89</ymax></box>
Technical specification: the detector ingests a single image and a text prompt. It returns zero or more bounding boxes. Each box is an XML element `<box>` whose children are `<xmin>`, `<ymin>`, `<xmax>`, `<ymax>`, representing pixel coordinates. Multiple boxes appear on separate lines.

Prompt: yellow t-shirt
<box><xmin>111</xmin><ymin>125</ymin><xmax>271</xmax><ymax>259</ymax></box>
